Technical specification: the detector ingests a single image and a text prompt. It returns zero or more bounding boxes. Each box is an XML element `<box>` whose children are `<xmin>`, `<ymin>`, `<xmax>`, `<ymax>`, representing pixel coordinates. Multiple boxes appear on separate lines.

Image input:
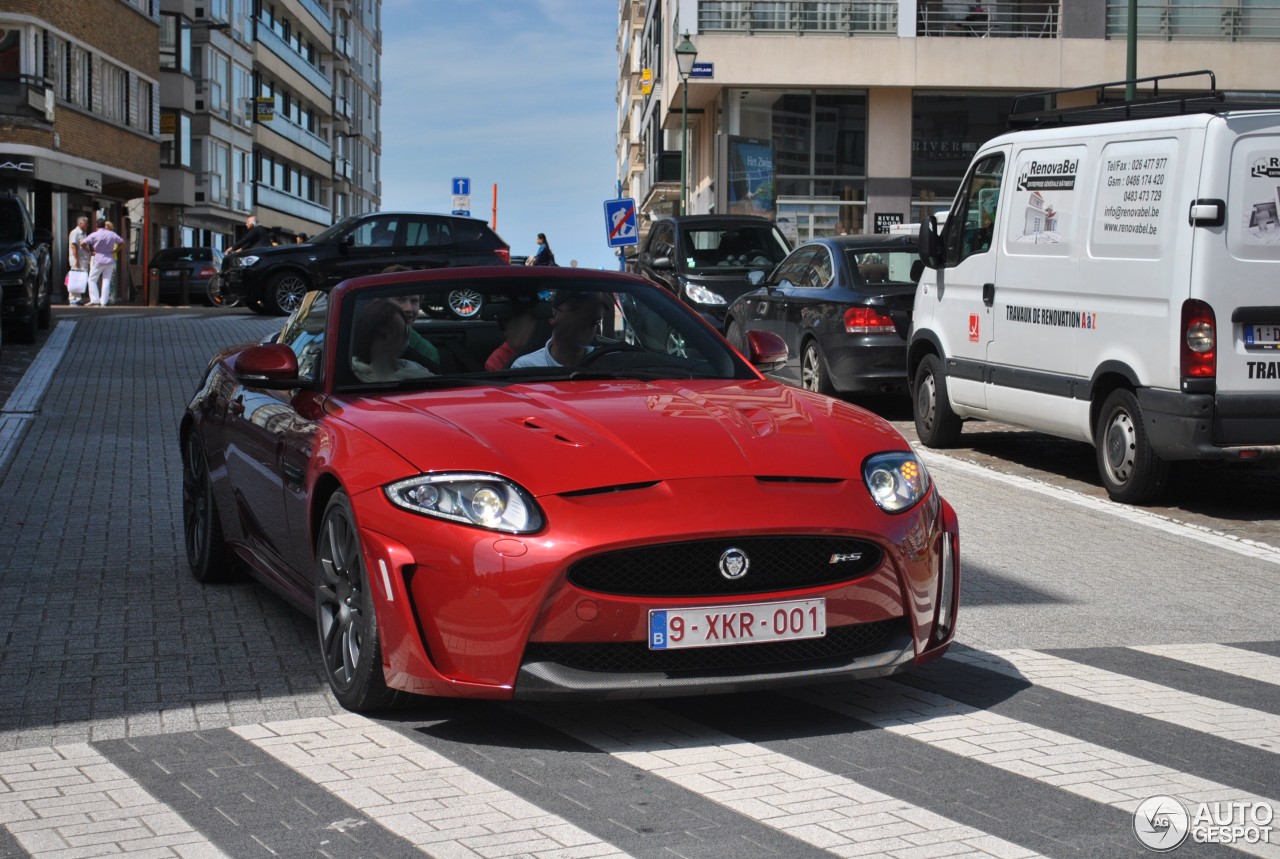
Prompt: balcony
<box><xmin>256</xmin><ymin>184</ymin><xmax>331</xmax><ymax>224</ymax></box>
<box><xmin>919</xmin><ymin>1</ymin><xmax>1058</xmax><ymax>36</ymax></box>
<box><xmin>0</xmin><ymin>75</ymin><xmax>54</xmax><ymax>124</ymax></box>
<box><xmin>1106</xmin><ymin>0</ymin><xmax>1280</xmax><ymax>41</ymax></box>
<box><xmin>257</xmin><ymin>23</ymin><xmax>333</xmax><ymax>96</ymax></box>
<box><xmin>700</xmin><ymin>1</ymin><xmax>899</xmax><ymax>33</ymax></box>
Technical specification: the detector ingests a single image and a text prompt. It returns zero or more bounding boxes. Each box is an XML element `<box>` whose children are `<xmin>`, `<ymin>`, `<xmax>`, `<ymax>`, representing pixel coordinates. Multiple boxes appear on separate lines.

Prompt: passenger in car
<box><xmin>485</xmin><ymin>309</ymin><xmax>538</xmax><ymax>371</ymax></box>
<box><xmin>380</xmin><ymin>267</ymin><xmax>442</xmax><ymax>371</ymax></box>
<box><xmin>351</xmin><ymin>298</ymin><xmax>434</xmax><ymax>382</ymax></box>
<box><xmin>511</xmin><ymin>291</ymin><xmax>609</xmax><ymax>368</ymax></box>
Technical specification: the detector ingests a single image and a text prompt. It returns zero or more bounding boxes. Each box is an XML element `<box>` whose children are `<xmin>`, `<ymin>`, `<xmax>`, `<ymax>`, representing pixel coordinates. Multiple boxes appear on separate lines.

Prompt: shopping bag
<box><xmin>66</xmin><ymin>270</ymin><xmax>88</xmax><ymax>296</ymax></box>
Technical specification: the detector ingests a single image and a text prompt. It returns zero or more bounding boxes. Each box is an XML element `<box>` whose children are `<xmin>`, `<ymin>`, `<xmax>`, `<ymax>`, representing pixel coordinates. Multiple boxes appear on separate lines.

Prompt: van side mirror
<box><xmin>918</xmin><ymin>215</ymin><xmax>946</xmax><ymax>269</ymax></box>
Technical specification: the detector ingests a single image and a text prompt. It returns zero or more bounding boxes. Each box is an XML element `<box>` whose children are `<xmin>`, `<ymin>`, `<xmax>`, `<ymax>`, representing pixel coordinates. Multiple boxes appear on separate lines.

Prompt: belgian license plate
<box><xmin>649</xmin><ymin>598</ymin><xmax>826</xmax><ymax>650</ymax></box>
<box><xmin>1246</xmin><ymin>324</ymin><xmax>1280</xmax><ymax>346</ymax></box>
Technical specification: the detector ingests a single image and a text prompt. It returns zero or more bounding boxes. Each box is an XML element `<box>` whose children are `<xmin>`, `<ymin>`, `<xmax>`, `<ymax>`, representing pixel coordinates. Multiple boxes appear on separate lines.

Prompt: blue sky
<box><xmin>379</xmin><ymin>1</ymin><xmax>623</xmax><ymax>269</ymax></box>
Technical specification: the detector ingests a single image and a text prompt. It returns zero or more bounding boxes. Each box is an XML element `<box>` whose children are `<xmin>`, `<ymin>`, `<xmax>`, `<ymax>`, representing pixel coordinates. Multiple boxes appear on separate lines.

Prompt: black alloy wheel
<box><xmin>315</xmin><ymin>491</ymin><xmax>402</xmax><ymax>712</ymax></box>
<box><xmin>181</xmin><ymin>429</ymin><xmax>242</xmax><ymax>583</ymax></box>
<box><xmin>267</xmin><ymin>271</ymin><xmax>309</xmax><ymax>316</ymax></box>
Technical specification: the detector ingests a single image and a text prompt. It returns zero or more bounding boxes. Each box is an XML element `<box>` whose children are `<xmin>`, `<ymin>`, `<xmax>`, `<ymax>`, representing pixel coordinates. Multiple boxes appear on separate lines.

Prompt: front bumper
<box><xmin>351</xmin><ymin>476</ymin><xmax>960</xmax><ymax>701</ymax></box>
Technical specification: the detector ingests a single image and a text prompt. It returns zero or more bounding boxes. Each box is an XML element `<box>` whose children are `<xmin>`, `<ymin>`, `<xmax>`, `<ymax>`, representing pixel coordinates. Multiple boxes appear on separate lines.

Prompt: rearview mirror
<box><xmin>746</xmin><ymin>329</ymin><xmax>788</xmax><ymax>372</ymax></box>
<box><xmin>235</xmin><ymin>343</ymin><xmax>302</xmax><ymax>388</ymax></box>
<box><xmin>918</xmin><ymin>215</ymin><xmax>946</xmax><ymax>269</ymax></box>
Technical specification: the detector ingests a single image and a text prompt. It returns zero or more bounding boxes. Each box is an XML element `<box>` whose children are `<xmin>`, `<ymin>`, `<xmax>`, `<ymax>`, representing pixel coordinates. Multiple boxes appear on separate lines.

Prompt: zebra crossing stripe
<box><xmin>231</xmin><ymin>714</ymin><xmax>631</xmax><ymax>858</ymax></box>
<box><xmin>1130</xmin><ymin>643</ymin><xmax>1280</xmax><ymax>688</ymax></box>
<box><xmin>794</xmin><ymin>676</ymin><xmax>1280</xmax><ymax>858</ymax></box>
<box><xmin>951</xmin><ymin>648</ymin><xmax>1280</xmax><ymax>756</ymax></box>
<box><xmin>0</xmin><ymin>743</ymin><xmax>228</xmax><ymax>858</ymax></box>
<box><xmin>525</xmin><ymin>703</ymin><xmax>1045</xmax><ymax>859</ymax></box>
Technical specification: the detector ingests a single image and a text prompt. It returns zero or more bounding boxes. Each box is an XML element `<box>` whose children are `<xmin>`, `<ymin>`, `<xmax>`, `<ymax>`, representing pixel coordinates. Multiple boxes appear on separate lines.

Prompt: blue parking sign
<box><xmin>604</xmin><ymin>198</ymin><xmax>639</xmax><ymax>248</ymax></box>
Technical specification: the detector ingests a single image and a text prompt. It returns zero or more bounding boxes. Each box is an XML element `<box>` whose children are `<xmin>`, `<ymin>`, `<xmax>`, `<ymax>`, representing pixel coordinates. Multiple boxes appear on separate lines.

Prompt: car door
<box><xmin>636</xmin><ymin>221</ymin><xmax>679</xmax><ymax>293</ymax></box>
<box><xmin>317</xmin><ymin>216</ymin><xmax>404</xmax><ymax>287</ymax></box>
<box><xmin>936</xmin><ymin>148</ymin><xmax>1009</xmax><ymax>409</ymax></box>
<box><xmin>737</xmin><ymin>247</ymin><xmax>821</xmax><ymax>384</ymax></box>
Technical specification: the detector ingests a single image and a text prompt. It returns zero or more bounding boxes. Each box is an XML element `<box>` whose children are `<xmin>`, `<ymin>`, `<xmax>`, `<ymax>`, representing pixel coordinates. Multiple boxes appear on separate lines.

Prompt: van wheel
<box><xmin>801</xmin><ymin>340</ymin><xmax>835</xmax><ymax>395</ymax></box>
<box><xmin>1095</xmin><ymin>389</ymin><xmax>1169</xmax><ymax>504</ymax></box>
<box><xmin>913</xmin><ymin>354</ymin><xmax>962</xmax><ymax>447</ymax></box>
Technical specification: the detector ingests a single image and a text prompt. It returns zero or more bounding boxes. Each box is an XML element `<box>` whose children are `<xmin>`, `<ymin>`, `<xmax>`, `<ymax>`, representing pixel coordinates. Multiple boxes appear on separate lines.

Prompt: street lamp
<box><xmin>674</xmin><ymin>32</ymin><xmax>698</xmax><ymax>216</ymax></box>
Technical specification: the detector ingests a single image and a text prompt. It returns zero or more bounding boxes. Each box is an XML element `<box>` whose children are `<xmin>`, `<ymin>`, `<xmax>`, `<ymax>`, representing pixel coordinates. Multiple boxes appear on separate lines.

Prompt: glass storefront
<box><xmin>911</xmin><ymin>91</ymin><xmax>1016</xmax><ymax>222</ymax></box>
<box><xmin>730</xmin><ymin>89</ymin><xmax>867</xmax><ymax>242</ymax></box>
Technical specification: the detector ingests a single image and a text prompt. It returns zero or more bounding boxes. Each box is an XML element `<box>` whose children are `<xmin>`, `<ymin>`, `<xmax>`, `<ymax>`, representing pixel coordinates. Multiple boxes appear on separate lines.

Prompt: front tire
<box><xmin>315</xmin><ymin>491</ymin><xmax>402</xmax><ymax>712</ymax></box>
<box><xmin>266</xmin><ymin>271</ymin><xmax>309</xmax><ymax>316</ymax></box>
<box><xmin>1095</xmin><ymin>388</ymin><xmax>1170</xmax><ymax>504</ymax></box>
<box><xmin>182</xmin><ymin>429</ymin><xmax>243</xmax><ymax>583</ymax></box>
<box><xmin>913</xmin><ymin>353</ymin><xmax>962</xmax><ymax>447</ymax></box>
<box><xmin>801</xmin><ymin>340</ymin><xmax>835</xmax><ymax>395</ymax></box>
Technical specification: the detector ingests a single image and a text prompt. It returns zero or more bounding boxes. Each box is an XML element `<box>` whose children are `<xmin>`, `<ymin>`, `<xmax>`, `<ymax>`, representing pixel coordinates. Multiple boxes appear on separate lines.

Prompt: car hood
<box><xmin>334</xmin><ymin>379</ymin><xmax>906</xmax><ymax>496</ymax></box>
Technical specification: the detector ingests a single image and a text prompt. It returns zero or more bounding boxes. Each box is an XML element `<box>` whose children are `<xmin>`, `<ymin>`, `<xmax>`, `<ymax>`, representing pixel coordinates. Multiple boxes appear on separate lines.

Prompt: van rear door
<box><xmin>1197</xmin><ymin>113</ymin><xmax>1280</xmax><ymax>446</ymax></box>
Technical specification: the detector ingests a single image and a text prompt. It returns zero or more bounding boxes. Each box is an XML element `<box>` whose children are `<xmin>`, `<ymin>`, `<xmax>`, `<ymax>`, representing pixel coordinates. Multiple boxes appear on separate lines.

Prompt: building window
<box><xmin>911</xmin><ymin>91</ymin><xmax>1015</xmax><ymax>221</ymax></box>
<box><xmin>161</xmin><ymin>112</ymin><xmax>192</xmax><ymax>167</ymax></box>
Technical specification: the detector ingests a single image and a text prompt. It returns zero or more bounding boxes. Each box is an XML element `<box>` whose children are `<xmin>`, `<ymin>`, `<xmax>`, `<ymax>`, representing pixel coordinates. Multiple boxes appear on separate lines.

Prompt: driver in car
<box><xmin>511</xmin><ymin>291</ymin><xmax>609</xmax><ymax>368</ymax></box>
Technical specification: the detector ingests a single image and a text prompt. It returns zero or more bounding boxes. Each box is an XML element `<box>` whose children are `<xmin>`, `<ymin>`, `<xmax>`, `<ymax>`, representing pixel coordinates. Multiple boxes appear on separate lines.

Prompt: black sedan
<box><xmin>724</xmin><ymin>234</ymin><xmax>922</xmax><ymax>396</ymax></box>
<box><xmin>148</xmin><ymin>247</ymin><xmax>224</xmax><ymax>305</ymax></box>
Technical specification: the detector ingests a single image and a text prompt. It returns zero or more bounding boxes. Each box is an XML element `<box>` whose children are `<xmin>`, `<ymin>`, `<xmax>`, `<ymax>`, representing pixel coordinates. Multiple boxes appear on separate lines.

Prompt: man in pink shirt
<box><xmin>80</xmin><ymin>218</ymin><xmax>124</xmax><ymax>306</ymax></box>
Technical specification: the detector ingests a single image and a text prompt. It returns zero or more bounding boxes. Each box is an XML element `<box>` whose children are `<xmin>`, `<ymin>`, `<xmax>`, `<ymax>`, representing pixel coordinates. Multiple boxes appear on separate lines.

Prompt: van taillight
<box><xmin>1181</xmin><ymin>299</ymin><xmax>1216</xmax><ymax>379</ymax></box>
<box><xmin>844</xmin><ymin>306</ymin><xmax>897</xmax><ymax>333</ymax></box>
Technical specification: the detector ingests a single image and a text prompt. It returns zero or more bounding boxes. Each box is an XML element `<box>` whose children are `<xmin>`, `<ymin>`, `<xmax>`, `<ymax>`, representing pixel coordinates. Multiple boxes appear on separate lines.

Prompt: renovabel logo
<box><xmin>1134</xmin><ymin>796</ymin><xmax>1274</xmax><ymax>851</ymax></box>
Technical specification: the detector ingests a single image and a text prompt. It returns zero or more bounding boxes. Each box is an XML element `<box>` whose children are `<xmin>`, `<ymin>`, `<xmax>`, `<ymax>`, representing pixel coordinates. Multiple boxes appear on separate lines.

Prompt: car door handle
<box><xmin>230</xmin><ymin>395</ymin><xmax>245</xmax><ymax>417</ymax></box>
<box><xmin>982</xmin><ymin>283</ymin><xmax>995</xmax><ymax>307</ymax></box>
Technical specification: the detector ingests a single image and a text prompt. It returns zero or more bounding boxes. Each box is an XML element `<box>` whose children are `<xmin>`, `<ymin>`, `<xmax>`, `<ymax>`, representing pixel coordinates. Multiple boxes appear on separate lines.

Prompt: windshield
<box><xmin>307</xmin><ymin>216</ymin><xmax>358</xmax><ymax>245</ymax></box>
<box><xmin>323</xmin><ymin>275</ymin><xmax>756</xmax><ymax>393</ymax></box>
<box><xmin>679</xmin><ymin>224</ymin><xmax>789</xmax><ymax>273</ymax></box>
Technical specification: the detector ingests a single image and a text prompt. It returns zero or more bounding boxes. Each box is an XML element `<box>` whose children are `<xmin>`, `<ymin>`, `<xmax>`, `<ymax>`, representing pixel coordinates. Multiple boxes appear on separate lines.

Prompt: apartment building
<box><xmin>154</xmin><ymin>0</ymin><xmax>382</xmax><ymax>252</ymax></box>
<box><xmin>0</xmin><ymin>0</ymin><xmax>159</xmax><ymax>293</ymax></box>
<box><xmin>0</xmin><ymin>0</ymin><xmax>382</xmax><ymax>303</ymax></box>
<box><xmin>618</xmin><ymin>0</ymin><xmax>1280</xmax><ymax>244</ymax></box>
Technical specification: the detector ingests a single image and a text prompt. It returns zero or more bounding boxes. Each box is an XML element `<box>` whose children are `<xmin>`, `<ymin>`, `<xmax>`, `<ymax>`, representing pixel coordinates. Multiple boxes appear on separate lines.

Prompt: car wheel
<box><xmin>447</xmin><ymin>288</ymin><xmax>483</xmax><ymax>319</ymax></box>
<box><xmin>206</xmin><ymin>274</ymin><xmax>242</xmax><ymax>308</ymax></box>
<box><xmin>726</xmin><ymin>320</ymin><xmax>747</xmax><ymax>353</ymax></box>
<box><xmin>266</xmin><ymin>272</ymin><xmax>309</xmax><ymax>316</ymax></box>
<box><xmin>182</xmin><ymin>428</ymin><xmax>243</xmax><ymax>583</ymax></box>
<box><xmin>10</xmin><ymin>304</ymin><xmax>37</xmax><ymax>345</ymax></box>
<box><xmin>913</xmin><ymin>353</ymin><xmax>962</xmax><ymax>447</ymax></box>
<box><xmin>315</xmin><ymin>491</ymin><xmax>403</xmax><ymax>712</ymax></box>
<box><xmin>1095</xmin><ymin>388</ymin><xmax>1170</xmax><ymax>504</ymax></box>
<box><xmin>801</xmin><ymin>340</ymin><xmax>835</xmax><ymax>395</ymax></box>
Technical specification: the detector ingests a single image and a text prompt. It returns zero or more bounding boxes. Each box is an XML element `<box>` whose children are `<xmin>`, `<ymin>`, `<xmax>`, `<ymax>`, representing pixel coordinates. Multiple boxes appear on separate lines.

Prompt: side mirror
<box><xmin>746</xmin><ymin>329</ymin><xmax>788</xmax><ymax>372</ymax></box>
<box><xmin>234</xmin><ymin>343</ymin><xmax>301</xmax><ymax>388</ymax></box>
<box><xmin>650</xmin><ymin>256</ymin><xmax>674</xmax><ymax>271</ymax></box>
<box><xmin>747</xmin><ymin>269</ymin><xmax>765</xmax><ymax>287</ymax></box>
<box><xmin>918</xmin><ymin>215</ymin><xmax>946</xmax><ymax>269</ymax></box>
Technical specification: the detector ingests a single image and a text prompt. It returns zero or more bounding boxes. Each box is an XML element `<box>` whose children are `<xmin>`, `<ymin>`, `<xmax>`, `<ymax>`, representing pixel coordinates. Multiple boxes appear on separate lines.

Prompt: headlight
<box><xmin>235</xmin><ymin>255</ymin><xmax>260</xmax><ymax>267</ymax></box>
<box><xmin>683</xmin><ymin>282</ymin><xmax>728</xmax><ymax>305</ymax></box>
<box><xmin>862</xmin><ymin>452</ymin><xmax>931</xmax><ymax>513</ymax></box>
<box><xmin>0</xmin><ymin>251</ymin><xmax>25</xmax><ymax>273</ymax></box>
<box><xmin>385</xmin><ymin>472</ymin><xmax>543</xmax><ymax>533</ymax></box>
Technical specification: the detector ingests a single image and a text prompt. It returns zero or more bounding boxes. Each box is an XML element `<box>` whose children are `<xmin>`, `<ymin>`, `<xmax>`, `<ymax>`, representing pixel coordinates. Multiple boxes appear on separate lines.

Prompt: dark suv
<box><xmin>221</xmin><ymin>212</ymin><xmax>510</xmax><ymax>315</ymax></box>
<box><xmin>630</xmin><ymin>214</ymin><xmax>791</xmax><ymax>328</ymax></box>
<box><xmin>0</xmin><ymin>195</ymin><xmax>52</xmax><ymax>345</ymax></box>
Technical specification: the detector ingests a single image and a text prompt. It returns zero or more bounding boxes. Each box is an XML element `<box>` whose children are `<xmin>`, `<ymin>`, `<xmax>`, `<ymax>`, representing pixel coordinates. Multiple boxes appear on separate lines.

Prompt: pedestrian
<box><xmin>295</xmin><ymin>232</ymin><xmax>308</xmax><ymax>243</ymax></box>
<box><xmin>529</xmin><ymin>232</ymin><xmax>556</xmax><ymax>266</ymax></box>
<box><xmin>80</xmin><ymin>218</ymin><xmax>124</xmax><ymax>307</ymax></box>
<box><xmin>227</xmin><ymin>215</ymin><xmax>272</xmax><ymax>252</ymax></box>
<box><xmin>67</xmin><ymin>215</ymin><xmax>90</xmax><ymax>305</ymax></box>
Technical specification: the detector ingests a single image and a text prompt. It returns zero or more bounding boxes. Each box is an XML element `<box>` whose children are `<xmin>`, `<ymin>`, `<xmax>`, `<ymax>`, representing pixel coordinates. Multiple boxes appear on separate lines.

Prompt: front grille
<box><xmin>567</xmin><ymin>536</ymin><xmax>883</xmax><ymax>597</ymax></box>
<box><xmin>523</xmin><ymin>619</ymin><xmax>902</xmax><ymax>675</ymax></box>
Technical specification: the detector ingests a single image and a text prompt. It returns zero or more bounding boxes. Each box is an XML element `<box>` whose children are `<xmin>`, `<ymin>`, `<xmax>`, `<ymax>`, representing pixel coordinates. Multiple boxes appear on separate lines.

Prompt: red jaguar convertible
<box><xmin>181</xmin><ymin>267</ymin><xmax>959</xmax><ymax>711</ymax></box>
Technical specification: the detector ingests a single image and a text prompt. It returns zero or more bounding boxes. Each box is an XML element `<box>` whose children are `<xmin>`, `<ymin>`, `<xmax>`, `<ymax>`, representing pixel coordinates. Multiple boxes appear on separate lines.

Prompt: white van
<box><xmin>908</xmin><ymin>83</ymin><xmax>1280</xmax><ymax>503</ymax></box>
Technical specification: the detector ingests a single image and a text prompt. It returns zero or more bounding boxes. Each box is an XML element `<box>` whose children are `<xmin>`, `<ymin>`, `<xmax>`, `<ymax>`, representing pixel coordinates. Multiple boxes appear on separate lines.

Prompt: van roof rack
<box><xmin>1008</xmin><ymin>70</ymin><xmax>1280</xmax><ymax>129</ymax></box>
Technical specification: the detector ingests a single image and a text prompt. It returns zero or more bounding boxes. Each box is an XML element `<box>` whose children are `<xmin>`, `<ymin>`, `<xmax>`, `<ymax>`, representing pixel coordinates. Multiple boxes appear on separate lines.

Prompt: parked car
<box><xmin>725</xmin><ymin>234</ymin><xmax>922</xmax><ymax>396</ymax></box>
<box><xmin>219</xmin><ymin>212</ymin><xmax>510</xmax><ymax>316</ymax></box>
<box><xmin>630</xmin><ymin>214</ymin><xmax>791</xmax><ymax>328</ymax></box>
<box><xmin>148</xmin><ymin>247</ymin><xmax>224</xmax><ymax>305</ymax></box>
<box><xmin>0</xmin><ymin>195</ymin><xmax>52</xmax><ymax>345</ymax></box>
<box><xmin>180</xmin><ymin>266</ymin><xmax>959</xmax><ymax>712</ymax></box>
